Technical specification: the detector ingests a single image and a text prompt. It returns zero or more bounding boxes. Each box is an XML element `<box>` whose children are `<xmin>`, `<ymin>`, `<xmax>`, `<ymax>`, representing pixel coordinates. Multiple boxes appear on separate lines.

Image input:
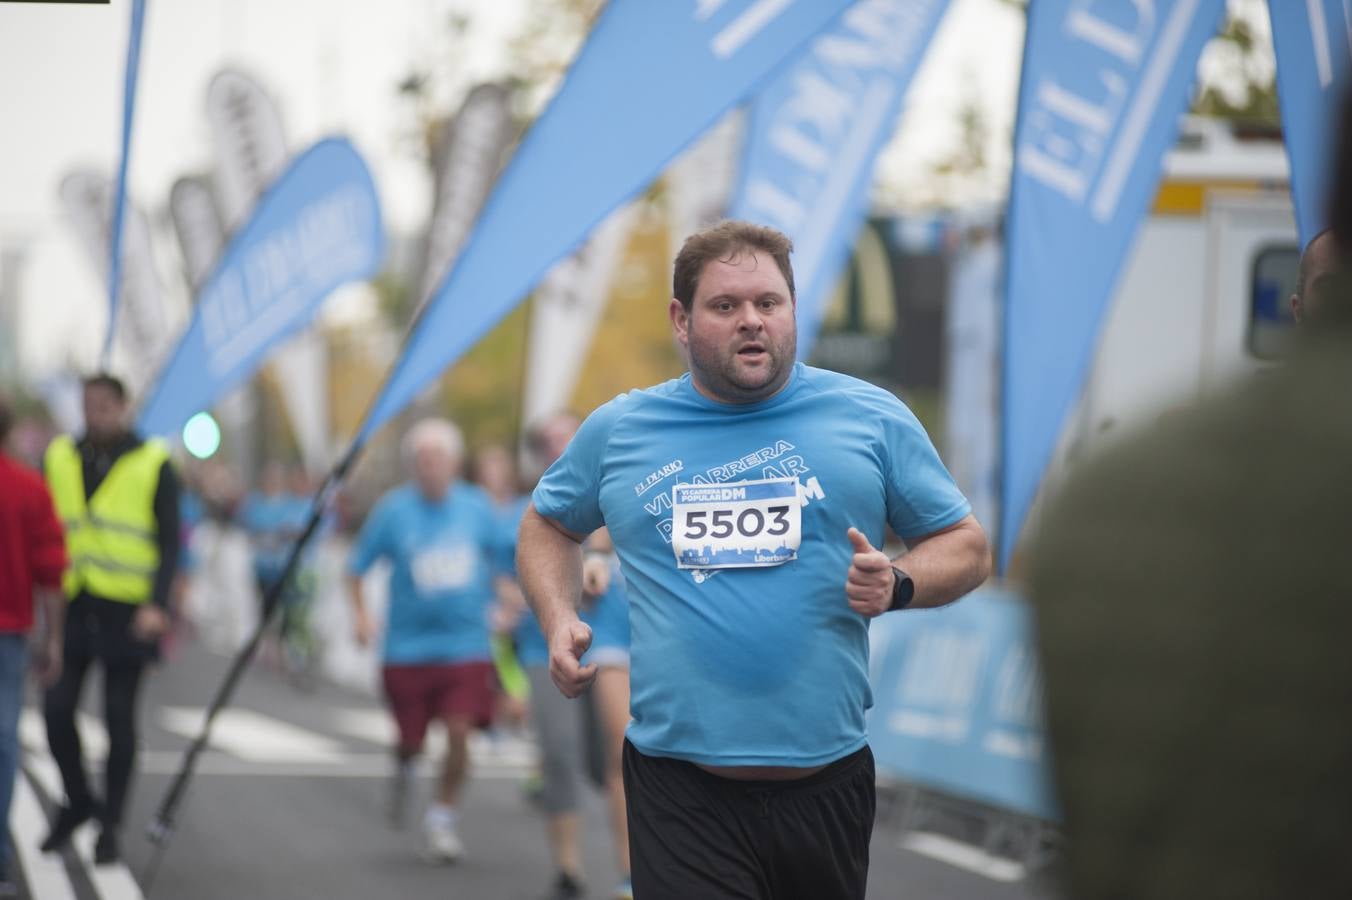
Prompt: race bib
<box><xmin>410</xmin><ymin>542</ymin><xmax>477</xmax><ymax>594</ymax></box>
<box><xmin>670</xmin><ymin>477</ymin><xmax>801</xmax><ymax>569</ymax></box>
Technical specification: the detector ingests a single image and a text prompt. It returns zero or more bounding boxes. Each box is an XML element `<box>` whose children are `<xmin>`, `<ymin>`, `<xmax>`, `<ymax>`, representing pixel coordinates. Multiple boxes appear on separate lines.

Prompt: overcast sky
<box><xmin>0</xmin><ymin>0</ymin><xmax>1265</xmax><ymax>379</ymax></box>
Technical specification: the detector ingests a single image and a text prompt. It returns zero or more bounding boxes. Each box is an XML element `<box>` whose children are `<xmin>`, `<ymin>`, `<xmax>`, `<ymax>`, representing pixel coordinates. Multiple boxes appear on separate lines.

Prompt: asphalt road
<box><xmin>11</xmin><ymin>640</ymin><xmax>1056</xmax><ymax>900</ymax></box>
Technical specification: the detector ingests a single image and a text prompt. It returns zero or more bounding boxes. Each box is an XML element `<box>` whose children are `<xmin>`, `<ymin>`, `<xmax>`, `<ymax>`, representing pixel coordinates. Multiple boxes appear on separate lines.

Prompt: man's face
<box><xmin>82</xmin><ymin>384</ymin><xmax>127</xmax><ymax>444</ymax></box>
<box><xmin>474</xmin><ymin>446</ymin><xmax>516</xmax><ymax>497</ymax></box>
<box><xmin>412</xmin><ymin>443</ymin><xmax>458</xmax><ymax>502</ymax></box>
<box><xmin>670</xmin><ymin>250</ymin><xmax>797</xmax><ymax>404</ymax></box>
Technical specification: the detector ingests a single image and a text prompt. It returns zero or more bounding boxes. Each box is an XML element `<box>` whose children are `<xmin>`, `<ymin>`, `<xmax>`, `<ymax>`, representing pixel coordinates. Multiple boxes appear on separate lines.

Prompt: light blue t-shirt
<box><xmin>240</xmin><ymin>492</ymin><xmax>298</xmax><ymax>583</ymax></box>
<box><xmin>493</xmin><ymin>495</ymin><xmax>630</xmax><ymax>668</ymax></box>
<box><xmin>532</xmin><ymin>363</ymin><xmax>971</xmax><ymax>767</ymax></box>
<box><xmin>348</xmin><ymin>483</ymin><xmax>503</xmax><ymax>665</ymax></box>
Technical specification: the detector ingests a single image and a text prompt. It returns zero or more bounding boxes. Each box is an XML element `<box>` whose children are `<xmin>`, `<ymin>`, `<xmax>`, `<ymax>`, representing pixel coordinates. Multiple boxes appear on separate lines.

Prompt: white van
<box><xmin>1067</xmin><ymin>116</ymin><xmax>1299</xmax><ymax>460</ymax></box>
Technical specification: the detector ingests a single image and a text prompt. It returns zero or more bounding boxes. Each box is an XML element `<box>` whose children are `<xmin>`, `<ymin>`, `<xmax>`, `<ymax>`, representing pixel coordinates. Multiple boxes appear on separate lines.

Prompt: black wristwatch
<box><xmin>889</xmin><ymin>566</ymin><xmax>915</xmax><ymax>612</ymax></box>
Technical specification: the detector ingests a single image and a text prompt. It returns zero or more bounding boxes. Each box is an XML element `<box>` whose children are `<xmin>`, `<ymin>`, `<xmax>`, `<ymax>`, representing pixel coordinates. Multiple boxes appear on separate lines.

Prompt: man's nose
<box><xmin>737</xmin><ymin>304</ymin><xmax>765</xmax><ymax>331</ymax></box>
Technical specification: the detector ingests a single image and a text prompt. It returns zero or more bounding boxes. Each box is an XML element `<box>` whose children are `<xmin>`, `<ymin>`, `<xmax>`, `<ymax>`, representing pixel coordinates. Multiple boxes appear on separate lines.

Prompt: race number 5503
<box><xmin>680</xmin><ymin>504</ymin><xmax>791</xmax><ymax>541</ymax></box>
<box><xmin>670</xmin><ymin>477</ymin><xmax>801</xmax><ymax>569</ymax></box>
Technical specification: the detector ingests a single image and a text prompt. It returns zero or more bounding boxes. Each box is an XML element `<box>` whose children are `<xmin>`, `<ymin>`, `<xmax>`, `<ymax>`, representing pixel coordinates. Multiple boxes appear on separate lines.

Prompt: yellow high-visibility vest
<box><xmin>44</xmin><ymin>435</ymin><xmax>169</xmax><ymax>604</ymax></box>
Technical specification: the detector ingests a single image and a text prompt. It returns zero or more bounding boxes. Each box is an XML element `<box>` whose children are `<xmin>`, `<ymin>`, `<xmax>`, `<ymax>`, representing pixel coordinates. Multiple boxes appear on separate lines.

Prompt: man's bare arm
<box><xmin>348</xmin><ymin>575</ymin><xmax>375</xmax><ymax>647</ymax></box>
<box><xmin>899</xmin><ymin>514</ymin><xmax>991</xmax><ymax>609</ymax></box>
<box><xmin>516</xmin><ymin>502</ymin><xmax>596</xmax><ymax>697</ymax></box>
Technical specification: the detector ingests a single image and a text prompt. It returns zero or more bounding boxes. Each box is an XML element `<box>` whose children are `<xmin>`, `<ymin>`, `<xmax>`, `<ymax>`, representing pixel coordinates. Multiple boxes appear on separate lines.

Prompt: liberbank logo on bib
<box><xmin>670</xmin><ymin>477</ymin><xmax>802</xmax><ymax>570</ymax></box>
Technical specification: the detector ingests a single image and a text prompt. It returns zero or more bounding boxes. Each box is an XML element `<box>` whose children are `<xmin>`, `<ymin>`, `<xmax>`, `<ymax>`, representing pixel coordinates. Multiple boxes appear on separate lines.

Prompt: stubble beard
<box><xmin>688</xmin><ymin>330</ymin><xmax>797</xmax><ymax>404</ymax></box>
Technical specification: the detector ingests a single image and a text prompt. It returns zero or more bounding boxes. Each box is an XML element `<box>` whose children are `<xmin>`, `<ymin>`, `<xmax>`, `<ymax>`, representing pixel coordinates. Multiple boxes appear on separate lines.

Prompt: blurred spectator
<box><xmin>1029</xmin><ymin>86</ymin><xmax>1352</xmax><ymax>900</ymax></box>
<box><xmin>1289</xmin><ymin>228</ymin><xmax>1348</xmax><ymax>327</ymax></box>
<box><xmin>0</xmin><ymin>392</ymin><xmax>66</xmax><ymax>895</ymax></box>
<box><xmin>40</xmin><ymin>373</ymin><xmax>180</xmax><ymax>864</ymax></box>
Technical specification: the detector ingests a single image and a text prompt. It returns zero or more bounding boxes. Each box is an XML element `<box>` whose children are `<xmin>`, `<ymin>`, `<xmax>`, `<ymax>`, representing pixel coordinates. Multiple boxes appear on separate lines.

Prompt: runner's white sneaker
<box><xmin>423</xmin><ymin>813</ymin><xmax>464</xmax><ymax>863</ymax></box>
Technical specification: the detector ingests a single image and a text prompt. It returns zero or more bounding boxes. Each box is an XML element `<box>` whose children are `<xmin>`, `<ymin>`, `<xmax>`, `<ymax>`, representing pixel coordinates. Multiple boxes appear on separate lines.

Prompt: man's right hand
<box><xmin>353</xmin><ymin>607</ymin><xmax>375</xmax><ymax>647</ymax></box>
<box><xmin>33</xmin><ymin>639</ymin><xmax>62</xmax><ymax>688</ymax></box>
<box><xmin>548</xmin><ymin>616</ymin><xmax>597</xmax><ymax>699</ymax></box>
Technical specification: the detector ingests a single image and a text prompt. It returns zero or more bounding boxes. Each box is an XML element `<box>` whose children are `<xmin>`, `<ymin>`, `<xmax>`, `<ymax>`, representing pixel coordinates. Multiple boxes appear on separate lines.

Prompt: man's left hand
<box><xmin>845</xmin><ymin>527</ymin><xmax>894</xmax><ymax>618</ymax></box>
<box><xmin>131</xmin><ymin>605</ymin><xmax>169</xmax><ymax>642</ymax></box>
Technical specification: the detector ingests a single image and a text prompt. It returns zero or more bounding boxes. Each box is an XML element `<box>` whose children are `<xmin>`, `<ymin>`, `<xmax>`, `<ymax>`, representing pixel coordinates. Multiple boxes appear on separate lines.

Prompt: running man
<box><xmin>241</xmin><ymin>463</ymin><xmax>312</xmax><ymax>672</ymax></box>
<box><xmin>517</xmin><ymin>221</ymin><xmax>990</xmax><ymax>899</ymax></box>
<box><xmin>348</xmin><ymin>418</ymin><xmax>504</xmax><ymax>863</ymax></box>
<box><xmin>491</xmin><ymin>419</ymin><xmax>634</xmax><ymax>900</ymax></box>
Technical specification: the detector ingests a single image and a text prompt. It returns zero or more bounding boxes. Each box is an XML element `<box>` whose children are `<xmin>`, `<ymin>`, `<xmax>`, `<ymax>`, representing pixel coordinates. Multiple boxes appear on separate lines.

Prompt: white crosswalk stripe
<box><xmin>19</xmin><ymin>707</ymin><xmax>109</xmax><ymax>758</ymax></box>
<box><xmin>17</xmin><ymin>754</ymin><xmax>146</xmax><ymax>900</ymax></box>
<box><xmin>333</xmin><ymin>707</ymin><xmax>537</xmax><ymax>769</ymax></box>
<box><xmin>9</xmin><ymin>772</ymin><xmax>76</xmax><ymax>900</ymax></box>
<box><xmin>158</xmin><ymin>707</ymin><xmax>347</xmax><ymax>763</ymax></box>
<box><xmin>73</xmin><ymin>827</ymin><xmax>146</xmax><ymax>900</ymax></box>
<box><xmin>900</xmin><ymin>832</ymin><xmax>1028</xmax><ymax>882</ymax></box>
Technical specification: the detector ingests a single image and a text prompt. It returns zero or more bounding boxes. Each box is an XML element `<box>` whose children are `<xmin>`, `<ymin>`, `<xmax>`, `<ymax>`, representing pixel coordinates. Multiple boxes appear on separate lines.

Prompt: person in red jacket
<box><xmin>0</xmin><ymin>393</ymin><xmax>66</xmax><ymax>895</ymax></box>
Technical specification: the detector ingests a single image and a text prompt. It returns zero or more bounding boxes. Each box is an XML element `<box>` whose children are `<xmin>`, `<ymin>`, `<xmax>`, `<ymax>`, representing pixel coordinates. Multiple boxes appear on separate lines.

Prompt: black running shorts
<box><xmin>623</xmin><ymin>739</ymin><xmax>876</xmax><ymax>900</ymax></box>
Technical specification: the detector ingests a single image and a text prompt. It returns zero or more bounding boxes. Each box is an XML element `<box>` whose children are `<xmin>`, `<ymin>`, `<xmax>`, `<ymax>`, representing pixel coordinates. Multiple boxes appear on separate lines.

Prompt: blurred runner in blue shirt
<box><xmin>239</xmin><ymin>463</ymin><xmax>295</xmax><ymax>608</ymax></box>
<box><xmin>347</xmin><ymin>418</ymin><xmax>504</xmax><ymax>865</ymax></box>
<box><xmin>484</xmin><ymin>417</ymin><xmax>635</xmax><ymax>900</ymax></box>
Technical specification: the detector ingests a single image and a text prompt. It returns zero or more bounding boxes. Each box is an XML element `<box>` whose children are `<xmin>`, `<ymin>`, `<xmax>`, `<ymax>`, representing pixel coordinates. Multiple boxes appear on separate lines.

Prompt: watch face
<box><xmin>890</xmin><ymin>567</ymin><xmax>914</xmax><ymax>610</ymax></box>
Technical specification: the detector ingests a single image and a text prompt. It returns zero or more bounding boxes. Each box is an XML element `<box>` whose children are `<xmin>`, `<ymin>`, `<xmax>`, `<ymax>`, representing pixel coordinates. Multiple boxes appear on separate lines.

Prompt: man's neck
<box><xmin>84</xmin><ymin>431</ymin><xmax>133</xmax><ymax>451</ymax></box>
<box><xmin>688</xmin><ymin>368</ymin><xmax>793</xmax><ymax>406</ymax></box>
<box><xmin>418</xmin><ymin>485</ymin><xmax>451</xmax><ymax>505</ymax></box>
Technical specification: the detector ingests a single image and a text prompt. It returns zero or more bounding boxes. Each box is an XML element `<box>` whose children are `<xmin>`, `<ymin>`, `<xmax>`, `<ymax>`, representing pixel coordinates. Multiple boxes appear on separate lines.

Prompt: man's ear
<box><xmin>1291</xmin><ymin>292</ymin><xmax>1304</xmax><ymax>323</ymax></box>
<box><xmin>669</xmin><ymin>298</ymin><xmax>689</xmax><ymax>346</ymax></box>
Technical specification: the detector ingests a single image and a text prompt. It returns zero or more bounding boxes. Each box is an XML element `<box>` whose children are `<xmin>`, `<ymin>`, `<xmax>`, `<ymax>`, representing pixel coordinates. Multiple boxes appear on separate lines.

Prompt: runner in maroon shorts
<box><xmin>348</xmin><ymin>418</ymin><xmax>507</xmax><ymax>863</ymax></box>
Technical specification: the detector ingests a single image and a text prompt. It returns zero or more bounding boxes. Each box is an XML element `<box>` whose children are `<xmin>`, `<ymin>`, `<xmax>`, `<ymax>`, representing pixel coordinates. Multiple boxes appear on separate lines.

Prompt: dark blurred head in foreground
<box><xmin>1029</xmin><ymin>86</ymin><xmax>1352</xmax><ymax>900</ymax></box>
<box><xmin>1290</xmin><ymin>227</ymin><xmax>1348</xmax><ymax>326</ymax></box>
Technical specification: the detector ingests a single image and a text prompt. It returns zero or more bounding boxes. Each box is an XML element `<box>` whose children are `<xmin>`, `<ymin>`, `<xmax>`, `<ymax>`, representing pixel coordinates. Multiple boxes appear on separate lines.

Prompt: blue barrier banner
<box><xmin>103</xmin><ymin>0</ymin><xmax>147</xmax><ymax>369</ymax></box>
<box><xmin>867</xmin><ymin>586</ymin><xmax>1057</xmax><ymax>821</ymax></box>
<box><xmin>728</xmin><ymin>0</ymin><xmax>949</xmax><ymax>360</ymax></box>
<box><xmin>1270</xmin><ymin>1</ymin><xmax>1351</xmax><ymax>247</ymax></box>
<box><xmin>999</xmin><ymin>0</ymin><xmax>1224</xmax><ymax>571</ymax></box>
<box><xmin>353</xmin><ymin>0</ymin><xmax>854</xmax><ymax>444</ymax></box>
<box><xmin>138</xmin><ymin>138</ymin><xmax>383</xmax><ymax>438</ymax></box>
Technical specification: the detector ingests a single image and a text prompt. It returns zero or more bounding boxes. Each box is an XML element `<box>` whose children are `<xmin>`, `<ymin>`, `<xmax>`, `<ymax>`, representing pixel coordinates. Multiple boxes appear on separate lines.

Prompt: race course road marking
<box><xmin>158</xmin><ymin>707</ymin><xmax>346</xmax><ymax>763</ymax></box>
<box><xmin>900</xmin><ymin>832</ymin><xmax>1027</xmax><ymax>883</ymax></box>
<box><xmin>20</xmin><ymin>707</ymin><xmax>108</xmax><ymax>758</ymax></box>
<box><xmin>11</xmin><ymin>772</ymin><xmax>77</xmax><ymax>900</ymax></box>
<box><xmin>333</xmin><ymin>708</ymin><xmax>537</xmax><ymax>769</ymax></box>
<box><xmin>20</xmin><ymin>754</ymin><xmax>145</xmax><ymax>900</ymax></box>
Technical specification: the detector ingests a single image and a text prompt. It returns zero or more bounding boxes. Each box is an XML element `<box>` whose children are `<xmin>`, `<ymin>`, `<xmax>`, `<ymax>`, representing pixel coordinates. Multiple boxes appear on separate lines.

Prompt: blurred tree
<box><xmin>372</xmin><ymin>268</ymin><xmax>414</xmax><ymax>327</ymax></box>
<box><xmin>571</xmin><ymin>200</ymin><xmax>684</xmax><ymax>415</ymax></box>
<box><xmin>506</xmin><ymin>0</ymin><xmax>605</xmax><ymax>114</ymax></box>
<box><xmin>1191</xmin><ymin>11</ymin><xmax>1280</xmax><ymax>129</ymax></box>
<box><xmin>911</xmin><ymin>80</ymin><xmax>994</xmax><ymax>209</ymax></box>
<box><xmin>440</xmin><ymin>305</ymin><xmax>531</xmax><ymax>449</ymax></box>
<box><xmin>378</xmin><ymin>0</ymin><xmax>687</xmax><ymax>454</ymax></box>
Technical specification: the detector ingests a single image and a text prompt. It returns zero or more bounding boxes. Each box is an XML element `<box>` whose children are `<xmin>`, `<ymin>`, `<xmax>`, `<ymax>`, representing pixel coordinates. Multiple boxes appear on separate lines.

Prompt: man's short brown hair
<box><xmin>672</xmin><ymin>220</ymin><xmax>795</xmax><ymax>311</ymax></box>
